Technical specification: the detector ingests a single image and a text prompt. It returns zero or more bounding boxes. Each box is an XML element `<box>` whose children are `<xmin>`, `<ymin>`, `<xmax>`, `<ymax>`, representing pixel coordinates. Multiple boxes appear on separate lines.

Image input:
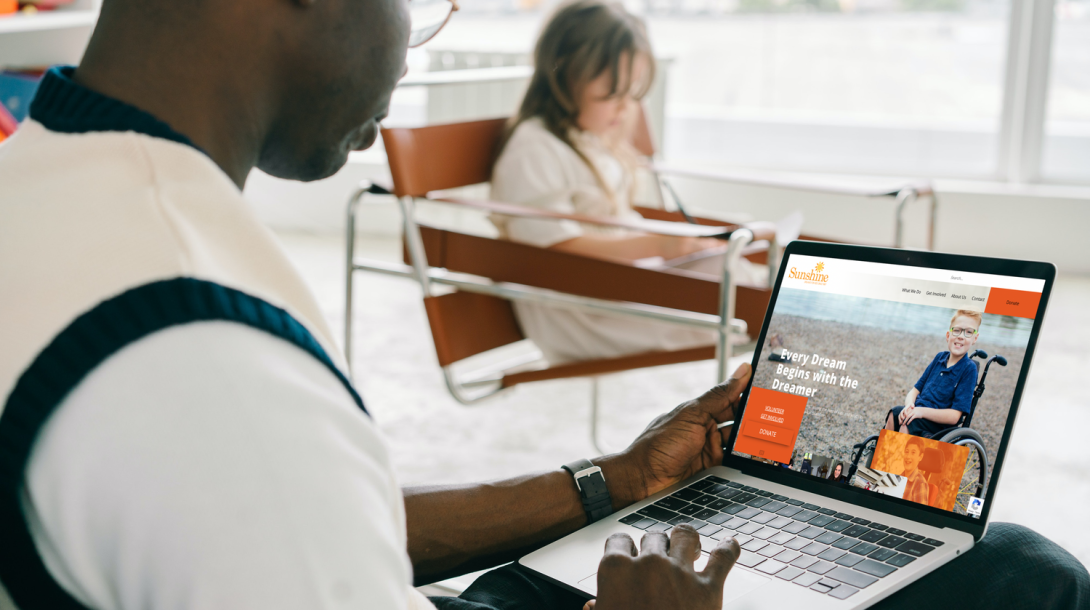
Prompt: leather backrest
<box><xmin>424</xmin><ymin>292</ymin><xmax>524</xmax><ymax>366</ymax></box>
<box><xmin>382</xmin><ymin>118</ymin><xmax>509</xmax><ymax>198</ymax></box>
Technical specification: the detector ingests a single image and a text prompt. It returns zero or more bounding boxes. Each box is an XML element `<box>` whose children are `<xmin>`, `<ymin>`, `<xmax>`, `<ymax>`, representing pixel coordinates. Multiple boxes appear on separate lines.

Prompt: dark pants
<box><xmin>430</xmin><ymin>523</ymin><xmax>1089</xmax><ymax>610</ymax></box>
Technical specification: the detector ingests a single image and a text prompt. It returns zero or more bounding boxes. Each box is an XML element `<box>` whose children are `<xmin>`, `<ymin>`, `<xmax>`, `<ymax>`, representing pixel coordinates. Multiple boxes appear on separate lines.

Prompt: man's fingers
<box><xmin>667</xmin><ymin>525</ymin><xmax>702</xmax><ymax>565</ymax></box>
<box><xmin>582</xmin><ymin>601</ymin><xmax>595</xmax><ymax>610</ymax></box>
<box><xmin>604</xmin><ymin>533</ymin><xmax>638</xmax><ymax>557</ymax></box>
<box><xmin>701</xmin><ymin>536</ymin><xmax>741</xmax><ymax>586</ymax></box>
<box><xmin>639</xmin><ymin>531</ymin><xmax>670</xmax><ymax>556</ymax></box>
<box><xmin>697</xmin><ymin>363</ymin><xmax>751</xmax><ymax>420</ymax></box>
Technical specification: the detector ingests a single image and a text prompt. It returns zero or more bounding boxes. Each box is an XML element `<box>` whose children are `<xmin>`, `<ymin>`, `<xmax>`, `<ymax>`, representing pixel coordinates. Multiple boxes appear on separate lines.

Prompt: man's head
<box><xmin>946</xmin><ymin>309</ymin><xmax>981</xmax><ymax>357</ymax></box>
<box><xmin>903</xmin><ymin>437</ymin><xmax>925</xmax><ymax>472</ymax></box>
<box><xmin>83</xmin><ymin>0</ymin><xmax>411</xmax><ymax>183</ymax></box>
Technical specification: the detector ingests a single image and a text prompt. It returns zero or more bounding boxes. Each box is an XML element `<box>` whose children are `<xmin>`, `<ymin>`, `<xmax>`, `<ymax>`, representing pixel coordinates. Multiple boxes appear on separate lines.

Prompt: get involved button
<box><xmin>742</xmin><ymin>419</ymin><xmax>793</xmax><ymax>447</ymax></box>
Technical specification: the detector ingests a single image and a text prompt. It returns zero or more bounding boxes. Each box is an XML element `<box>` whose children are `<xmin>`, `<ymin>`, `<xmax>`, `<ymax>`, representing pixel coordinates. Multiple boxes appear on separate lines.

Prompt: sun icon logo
<box><xmin>815</xmin><ymin>262</ymin><xmax>825</xmax><ymax>273</ymax></box>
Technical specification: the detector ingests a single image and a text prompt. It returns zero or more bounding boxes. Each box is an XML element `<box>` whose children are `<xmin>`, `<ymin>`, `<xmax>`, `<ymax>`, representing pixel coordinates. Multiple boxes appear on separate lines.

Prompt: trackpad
<box><xmin>577</xmin><ymin>561</ymin><xmax>769</xmax><ymax>606</ymax></box>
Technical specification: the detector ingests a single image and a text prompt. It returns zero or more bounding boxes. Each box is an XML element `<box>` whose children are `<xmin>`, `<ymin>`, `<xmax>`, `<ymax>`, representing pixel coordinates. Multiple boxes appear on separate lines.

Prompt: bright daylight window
<box><xmin>1040</xmin><ymin>0</ymin><xmax>1090</xmax><ymax>183</ymax></box>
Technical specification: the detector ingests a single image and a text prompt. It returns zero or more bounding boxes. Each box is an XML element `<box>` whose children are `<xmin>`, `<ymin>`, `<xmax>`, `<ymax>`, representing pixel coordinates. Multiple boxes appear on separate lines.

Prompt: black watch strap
<box><xmin>562</xmin><ymin>459</ymin><xmax>613</xmax><ymax>524</ymax></box>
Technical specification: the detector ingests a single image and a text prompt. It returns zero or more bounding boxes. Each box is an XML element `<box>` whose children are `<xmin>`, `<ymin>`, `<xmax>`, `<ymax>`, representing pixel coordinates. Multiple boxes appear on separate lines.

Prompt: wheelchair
<box><xmin>847</xmin><ymin>349</ymin><xmax>1007</xmax><ymax>516</ymax></box>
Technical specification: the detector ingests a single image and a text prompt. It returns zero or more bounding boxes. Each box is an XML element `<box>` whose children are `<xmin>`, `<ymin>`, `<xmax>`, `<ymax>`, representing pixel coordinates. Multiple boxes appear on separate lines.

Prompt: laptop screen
<box><xmin>729</xmin><ymin>253</ymin><xmax>1045</xmax><ymax>520</ymax></box>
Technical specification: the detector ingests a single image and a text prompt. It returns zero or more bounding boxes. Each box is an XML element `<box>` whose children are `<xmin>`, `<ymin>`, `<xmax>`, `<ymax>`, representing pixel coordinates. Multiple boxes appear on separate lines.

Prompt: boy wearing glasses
<box><xmin>886</xmin><ymin>309</ymin><xmax>981</xmax><ymax>437</ymax></box>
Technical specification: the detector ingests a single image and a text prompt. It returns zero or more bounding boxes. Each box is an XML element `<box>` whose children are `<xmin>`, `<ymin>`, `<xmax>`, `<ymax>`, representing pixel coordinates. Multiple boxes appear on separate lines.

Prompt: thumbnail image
<box><xmin>850</xmin><ymin>467</ymin><xmax>907</xmax><ymax>499</ymax></box>
<box><xmin>871</xmin><ymin>429</ymin><xmax>969</xmax><ymax>512</ymax></box>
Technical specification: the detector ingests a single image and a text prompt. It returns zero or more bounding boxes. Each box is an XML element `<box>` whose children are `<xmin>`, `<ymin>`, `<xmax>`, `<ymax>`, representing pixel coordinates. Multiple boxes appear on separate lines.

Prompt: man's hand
<box><xmin>602</xmin><ymin>363</ymin><xmax>751</xmax><ymax>504</ymax></box>
<box><xmin>584</xmin><ymin>525</ymin><xmax>741</xmax><ymax>610</ymax></box>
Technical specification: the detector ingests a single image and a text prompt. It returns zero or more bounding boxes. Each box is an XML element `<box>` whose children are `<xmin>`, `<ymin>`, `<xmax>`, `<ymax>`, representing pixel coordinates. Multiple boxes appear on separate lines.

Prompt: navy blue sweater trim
<box><xmin>0</xmin><ymin>278</ymin><xmax>366</xmax><ymax>610</ymax></box>
<box><xmin>29</xmin><ymin>66</ymin><xmax>201</xmax><ymax>151</ymax></box>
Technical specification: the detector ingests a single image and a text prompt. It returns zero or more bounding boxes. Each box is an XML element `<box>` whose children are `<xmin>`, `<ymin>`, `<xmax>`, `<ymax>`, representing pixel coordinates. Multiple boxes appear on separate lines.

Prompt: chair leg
<box><xmin>590</xmin><ymin>376</ymin><xmax>609</xmax><ymax>455</ymax></box>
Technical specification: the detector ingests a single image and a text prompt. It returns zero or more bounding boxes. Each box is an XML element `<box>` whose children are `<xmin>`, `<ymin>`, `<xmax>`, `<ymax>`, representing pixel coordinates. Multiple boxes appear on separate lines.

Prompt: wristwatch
<box><xmin>562</xmin><ymin>458</ymin><xmax>613</xmax><ymax>524</ymax></box>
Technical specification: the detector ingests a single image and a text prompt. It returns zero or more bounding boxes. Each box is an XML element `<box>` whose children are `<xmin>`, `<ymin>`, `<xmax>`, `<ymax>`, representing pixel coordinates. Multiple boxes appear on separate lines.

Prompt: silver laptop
<box><xmin>521</xmin><ymin>241</ymin><xmax>1054</xmax><ymax>608</ymax></box>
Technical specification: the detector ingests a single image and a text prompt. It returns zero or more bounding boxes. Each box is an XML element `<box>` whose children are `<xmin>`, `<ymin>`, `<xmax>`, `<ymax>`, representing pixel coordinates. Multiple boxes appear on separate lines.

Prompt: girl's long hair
<box><xmin>503</xmin><ymin>0</ymin><xmax>655</xmax><ymax>205</ymax></box>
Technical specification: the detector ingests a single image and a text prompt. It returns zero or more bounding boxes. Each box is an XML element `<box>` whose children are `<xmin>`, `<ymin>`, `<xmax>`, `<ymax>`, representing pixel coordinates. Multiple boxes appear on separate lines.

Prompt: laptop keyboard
<box><xmin>617</xmin><ymin>476</ymin><xmax>945</xmax><ymax>601</ymax></box>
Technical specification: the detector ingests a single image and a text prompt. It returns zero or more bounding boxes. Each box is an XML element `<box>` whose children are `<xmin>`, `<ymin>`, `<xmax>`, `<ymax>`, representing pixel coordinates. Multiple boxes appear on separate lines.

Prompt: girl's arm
<box><xmin>549</xmin><ymin>233</ymin><xmax>720</xmax><ymax>263</ymax></box>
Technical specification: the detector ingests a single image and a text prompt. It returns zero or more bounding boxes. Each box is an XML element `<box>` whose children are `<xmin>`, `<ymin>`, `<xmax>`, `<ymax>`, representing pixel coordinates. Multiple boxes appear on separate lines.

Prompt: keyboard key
<box><xmin>700</xmin><ymin>536</ymin><xmax>720</xmax><ymax>553</ymax></box>
<box><xmin>746</xmin><ymin>497</ymin><xmax>772</xmax><ymax>508</ymax></box>
<box><xmin>759</xmin><ymin>544</ymin><xmax>785</xmax><ymax>557</ymax></box>
<box><xmin>835</xmin><ymin>554</ymin><xmax>864</xmax><ymax>567</ymax></box>
<box><xmin>782</xmin><ymin>521</ymin><xmax>810</xmax><ymax>534</ymax></box>
<box><xmin>678</xmin><ymin>504</ymin><xmax>703</xmax><ymax>516</ymax></box>
<box><xmin>698</xmin><ymin>523</ymin><xmax>722</xmax><ymax>537</ymax></box>
<box><xmin>799</xmin><ymin>526</ymin><xmax>827</xmax><ymax>539</ymax></box>
<box><xmin>672</xmin><ymin>489</ymin><xmax>702</xmax><ymax>501</ymax></box>
<box><xmin>827</xmin><ymin>566</ymin><xmax>879</xmax><ymax>589</ymax></box>
<box><xmin>655</xmin><ymin>497</ymin><xmax>689</xmax><ymax>511</ymax></box>
<box><xmin>860</xmin><ymin>530</ymin><xmax>888</xmax><ymax>543</ymax></box>
<box><xmin>733</xmin><ymin>492</ymin><xmax>757</xmax><ymax>503</ymax></box>
<box><xmin>717</xmin><ymin>489</ymin><xmax>742</xmax><ymax>501</ymax></box>
<box><xmin>802</xmin><ymin>543</ymin><xmax>829</xmax><ymax>556</ymax></box>
<box><xmin>850</xmin><ymin>518</ymin><xmax>871</xmax><ymax>525</ymax></box>
<box><xmin>818</xmin><ymin>548</ymin><xmax>846</xmax><ymax>562</ymax></box>
<box><xmin>722</xmin><ymin>480</ymin><xmax>742</xmax><ymax>487</ymax></box>
<box><xmin>750</xmin><ymin>512</ymin><xmax>776</xmax><ymax>525</ymax></box>
<box><xmin>868</xmin><ymin>523</ymin><xmax>889</xmax><ymax>531</ymax></box>
<box><xmin>904</xmin><ymin>533</ymin><xmax>925</xmax><ymax>541</ymax></box>
<box><xmin>868</xmin><ymin>548</ymin><xmax>897</xmax><ymax>562</ymax></box>
<box><xmin>763</xmin><ymin>501</ymin><xmax>788</xmax><ymax>513</ymax></box>
<box><xmin>923</xmin><ymin>538</ymin><xmax>944</xmax><ymax>547</ymax></box>
<box><xmin>877</xmin><ymin>535</ymin><xmax>908</xmax><ymax>549</ymax></box>
<box><xmin>824</xmin><ymin>520</ymin><xmax>852</xmax><ymax>532</ymax></box>
<box><xmin>832</xmin><ymin>537</ymin><xmax>859</xmax><ymax>550</ymax></box>
<box><xmin>619</xmin><ymin>513</ymin><xmax>644</xmax><ymax>525</ymax></box>
<box><xmin>886</xmin><ymin>528</ymin><xmax>907</xmax><ymax>536</ymax></box>
<box><xmin>694</xmin><ymin>509</ymin><xmax>719</xmax><ymax>521</ymax></box>
<box><xmin>774</xmin><ymin>549</ymin><xmax>802</xmax><ymax>563</ymax></box>
<box><xmin>829</xmin><ymin>585</ymin><xmax>860</xmax><ymax>600</ymax></box>
<box><xmin>767</xmin><ymin>516</ymin><xmax>794</xmax><ymax>530</ymax></box>
<box><xmin>834</xmin><ymin>513</ymin><xmax>854</xmax><ymax>520</ymax></box>
<box><xmin>810</xmin><ymin>583</ymin><xmax>834</xmax><ymax>594</ymax></box>
<box><xmin>737</xmin><ymin>522</ymin><xmax>763</xmax><ymax>535</ymax></box>
<box><xmin>776</xmin><ymin>566</ymin><xmax>805</xmax><ymax>581</ymax></box>
<box><xmin>710</xmin><ymin>529</ymin><xmax>732</xmax><ymax>541</ymax></box>
<box><xmin>741</xmin><ymin>485</ymin><xmax>760</xmax><ymax>493</ymax></box>
<box><xmin>808</xmin><ymin>560</ymin><xmax>836</xmax><ymax>575</ymax></box>
<box><xmin>689</xmin><ymin>479</ymin><xmax>715</xmax><ymax>491</ymax></box>
<box><xmin>849</xmin><ymin>542</ymin><xmax>879</xmax><ymax>556</ymax></box>
<box><xmin>886</xmin><ymin>553</ymin><xmax>917</xmax><ymax>567</ymax></box>
<box><xmin>630</xmin><ymin>518</ymin><xmax>658</xmax><ymax>530</ymax></box>
<box><xmin>723</xmin><ymin>517</ymin><xmax>748</xmax><ymax>529</ymax></box>
<box><xmin>707</xmin><ymin>476</ymin><xmax>729</xmax><ymax>484</ymax></box>
<box><xmin>776</xmin><ymin>506</ymin><xmax>803</xmax><ymax>518</ymax></box>
<box><xmin>819</xmin><ymin>578</ymin><xmax>841</xmax><ymax>589</ymax></box>
<box><xmin>705</xmin><ymin>513</ymin><xmax>732</xmax><ymax>526</ymax></box>
<box><xmin>793</xmin><ymin>572</ymin><xmax>821</xmax><ymax>587</ymax></box>
<box><xmin>723</xmin><ymin>504</ymin><xmax>747</xmax><ymax>515</ymax></box>
<box><xmin>646</xmin><ymin>522</ymin><xmax>671</xmax><ymax>533</ymax></box>
<box><xmin>687</xmin><ymin>520</ymin><xmax>709</xmax><ymax>530</ymax></box>
<box><xmin>754</xmin><ymin>527</ymin><xmax>780</xmax><ymax>540</ymax></box>
<box><xmin>784</xmin><ymin>498</ymin><xmax>805</xmax><ymax>506</ymax></box>
<box><xmin>756</xmin><ymin>560</ymin><xmax>787</xmax><ymax>575</ymax></box>
<box><xmin>895</xmin><ymin>540</ymin><xmax>937</xmax><ymax>557</ymax></box>
<box><xmin>733</xmin><ymin>534</ymin><xmax>754</xmax><ymax>546</ymax></box>
<box><xmin>639</xmin><ymin>506</ymin><xmax>678</xmax><ymax>522</ymax></box>
<box><xmin>668</xmin><ymin>515</ymin><xmax>694</xmax><ymax>526</ymax></box>
<box><xmin>815</xmin><ymin>532</ymin><xmax>843</xmax><ymax>545</ymax></box>
<box><xmin>736</xmin><ymin>507</ymin><xmax>762</xmax><ymax>520</ymax></box>
<box><xmin>818</xmin><ymin>508</ymin><xmax>838</xmax><ymax>515</ymax></box>
<box><xmin>708</xmin><ymin>499</ymin><xmax>732</xmax><ymax>511</ymax></box>
<box><xmin>756</xmin><ymin>490</ymin><xmax>775</xmax><ymax>497</ymax></box>
<box><xmin>785</xmin><ymin>537</ymin><xmax>812</xmax><ymax>551</ymax></box>
<box><xmin>769</xmin><ymin>531</ymin><xmax>795</xmax><ymax>545</ymax></box>
<box><xmin>792</xmin><ymin>510</ymin><xmax>818</xmax><ymax>522</ymax></box>
<box><xmin>792</xmin><ymin>555</ymin><xmax>818</xmax><ymax>569</ymax></box>
<box><xmin>736</xmin><ymin>552</ymin><xmax>766</xmax><ymax>568</ymax></box>
<box><xmin>706</xmin><ymin>484</ymin><xmax>731</xmax><ymax>495</ymax></box>
<box><xmin>855</xmin><ymin>559</ymin><xmax>898</xmax><ymax>578</ymax></box>
<box><xmin>771</xmin><ymin>494</ymin><xmax>789</xmax><ymax>502</ymax></box>
<box><xmin>802</xmin><ymin>503</ymin><xmax>822</xmax><ymax>511</ymax></box>
<box><xmin>743</xmin><ymin>539</ymin><xmax>769</xmax><ymax>552</ymax></box>
<box><xmin>808</xmin><ymin>515</ymin><xmax>835</xmax><ymax>527</ymax></box>
<box><xmin>843</xmin><ymin>525</ymin><xmax>870</xmax><ymax>538</ymax></box>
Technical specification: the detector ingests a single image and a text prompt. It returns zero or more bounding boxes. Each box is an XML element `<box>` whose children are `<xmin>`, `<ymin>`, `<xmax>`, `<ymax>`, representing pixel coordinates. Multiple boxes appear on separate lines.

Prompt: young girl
<box><xmin>490</xmin><ymin>0</ymin><xmax>724</xmax><ymax>364</ymax></box>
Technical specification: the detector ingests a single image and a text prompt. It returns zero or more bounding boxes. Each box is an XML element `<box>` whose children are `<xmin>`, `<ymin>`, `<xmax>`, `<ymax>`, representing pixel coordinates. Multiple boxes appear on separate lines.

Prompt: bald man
<box><xmin>0</xmin><ymin>1</ymin><xmax>1087</xmax><ymax>610</ymax></box>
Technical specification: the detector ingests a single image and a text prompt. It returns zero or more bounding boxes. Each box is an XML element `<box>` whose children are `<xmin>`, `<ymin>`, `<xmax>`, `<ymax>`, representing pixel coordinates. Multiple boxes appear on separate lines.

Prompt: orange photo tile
<box><xmin>871</xmin><ymin>429</ymin><xmax>969</xmax><ymax>512</ymax></box>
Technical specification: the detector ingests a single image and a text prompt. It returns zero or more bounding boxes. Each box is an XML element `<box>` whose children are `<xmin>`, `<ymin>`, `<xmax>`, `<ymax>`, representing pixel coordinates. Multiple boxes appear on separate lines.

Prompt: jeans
<box><xmin>430</xmin><ymin>523</ymin><xmax>1089</xmax><ymax>610</ymax></box>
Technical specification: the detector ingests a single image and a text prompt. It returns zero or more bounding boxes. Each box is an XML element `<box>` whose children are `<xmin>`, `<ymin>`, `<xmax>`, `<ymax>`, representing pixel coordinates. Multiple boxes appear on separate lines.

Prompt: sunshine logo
<box><xmin>787</xmin><ymin>261</ymin><xmax>830</xmax><ymax>285</ymax></box>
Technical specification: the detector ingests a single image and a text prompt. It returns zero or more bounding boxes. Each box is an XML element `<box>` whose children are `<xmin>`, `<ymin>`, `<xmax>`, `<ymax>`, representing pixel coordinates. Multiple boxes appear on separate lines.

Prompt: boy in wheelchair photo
<box><xmin>885</xmin><ymin>309</ymin><xmax>982</xmax><ymax>437</ymax></box>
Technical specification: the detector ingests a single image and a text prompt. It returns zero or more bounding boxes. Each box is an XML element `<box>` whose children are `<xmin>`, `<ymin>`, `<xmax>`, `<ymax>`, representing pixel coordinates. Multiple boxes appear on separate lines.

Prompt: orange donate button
<box><xmin>985</xmin><ymin>287</ymin><xmax>1041</xmax><ymax>319</ymax></box>
<box><xmin>733</xmin><ymin>387</ymin><xmax>809</xmax><ymax>464</ymax></box>
<box><xmin>742</xmin><ymin>419</ymin><xmax>793</xmax><ymax>447</ymax></box>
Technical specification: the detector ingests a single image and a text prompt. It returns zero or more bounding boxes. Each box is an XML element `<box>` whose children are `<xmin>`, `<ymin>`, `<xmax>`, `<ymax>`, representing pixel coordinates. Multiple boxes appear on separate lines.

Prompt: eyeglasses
<box><xmin>408</xmin><ymin>0</ymin><xmax>459</xmax><ymax>48</ymax></box>
<box><xmin>949</xmin><ymin>327</ymin><xmax>978</xmax><ymax>337</ymax></box>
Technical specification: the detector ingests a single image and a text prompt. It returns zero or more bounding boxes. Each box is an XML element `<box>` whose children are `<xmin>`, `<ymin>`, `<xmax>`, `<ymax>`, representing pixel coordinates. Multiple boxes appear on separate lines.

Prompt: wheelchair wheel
<box><xmin>936</xmin><ymin>428</ymin><xmax>988</xmax><ymax>516</ymax></box>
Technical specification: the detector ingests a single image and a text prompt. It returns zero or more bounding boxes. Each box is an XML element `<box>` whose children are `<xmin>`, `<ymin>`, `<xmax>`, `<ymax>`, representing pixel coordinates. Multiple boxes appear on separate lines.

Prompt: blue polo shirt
<box><xmin>914</xmin><ymin>351</ymin><xmax>977</xmax><ymax>414</ymax></box>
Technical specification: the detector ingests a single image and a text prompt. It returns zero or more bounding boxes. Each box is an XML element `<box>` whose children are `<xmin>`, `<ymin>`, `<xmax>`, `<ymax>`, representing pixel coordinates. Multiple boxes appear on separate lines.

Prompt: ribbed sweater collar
<box><xmin>29</xmin><ymin>66</ymin><xmax>201</xmax><ymax>152</ymax></box>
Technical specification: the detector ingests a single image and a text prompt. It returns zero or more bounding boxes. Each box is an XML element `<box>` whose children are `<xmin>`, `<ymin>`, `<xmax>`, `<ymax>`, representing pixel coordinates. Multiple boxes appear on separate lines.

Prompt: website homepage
<box><xmin>731</xmin><ymin>254</ymin><xmax>1045</xmax><ymax>519</ymax></box>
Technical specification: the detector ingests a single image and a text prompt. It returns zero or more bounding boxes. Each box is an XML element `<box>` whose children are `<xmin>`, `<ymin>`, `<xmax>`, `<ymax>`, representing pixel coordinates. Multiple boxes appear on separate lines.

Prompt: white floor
<box><xmin>277</xmin><ymin>230</ymin><xmax>1090</xmax><ymax>569</ymax></box>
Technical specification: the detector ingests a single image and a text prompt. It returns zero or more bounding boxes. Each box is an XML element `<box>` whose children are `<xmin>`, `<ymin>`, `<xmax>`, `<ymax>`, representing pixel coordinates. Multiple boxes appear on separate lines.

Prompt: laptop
<box><xmin>521</xmin><ymin>241</ymin><xmax>1054</xmax><ymax>608</ymax></box>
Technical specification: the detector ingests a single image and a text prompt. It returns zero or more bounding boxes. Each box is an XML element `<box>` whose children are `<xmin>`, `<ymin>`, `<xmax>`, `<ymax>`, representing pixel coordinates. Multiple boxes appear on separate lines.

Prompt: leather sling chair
<box><xmin>344</xmin><ymin>118</ymin><xmax>791</xmax><ymax>453</ymax></box>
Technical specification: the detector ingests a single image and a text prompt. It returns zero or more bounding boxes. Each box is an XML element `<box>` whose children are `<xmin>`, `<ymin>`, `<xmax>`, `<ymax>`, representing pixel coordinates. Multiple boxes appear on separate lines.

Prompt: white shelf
<box><xmin>0</xmin><ymin>10</ymin><xmax>97</xmax><ymax>35</ymax></box>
